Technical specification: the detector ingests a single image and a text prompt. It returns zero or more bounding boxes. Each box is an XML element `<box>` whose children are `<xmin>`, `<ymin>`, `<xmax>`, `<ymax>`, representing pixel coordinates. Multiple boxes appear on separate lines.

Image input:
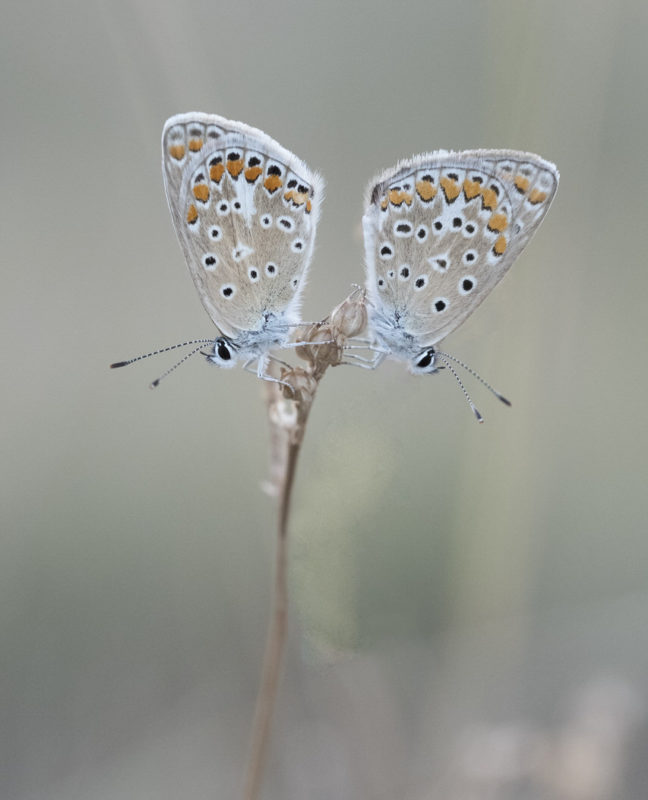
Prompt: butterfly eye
<box><xmin>415</xmin><ymin>349</ymin><xmax>435</xmax><ymax>370</ymax></box>
<box><xmin>216</xmin><ymin>339</ymin><xmax>232</xmax><ymax>361</ymax></box>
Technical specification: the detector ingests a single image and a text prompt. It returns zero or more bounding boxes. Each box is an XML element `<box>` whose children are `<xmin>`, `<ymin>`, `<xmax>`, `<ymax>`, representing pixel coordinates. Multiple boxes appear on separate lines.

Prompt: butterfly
<box><xmin>112</xmin><ymin>113</ymin><xmax>323</xmax><ymax>385</ymax></box>
<box><xmin>361</xmin><ymin>149</ymin><xmax>559</xmax><ymax>417</ymax></box>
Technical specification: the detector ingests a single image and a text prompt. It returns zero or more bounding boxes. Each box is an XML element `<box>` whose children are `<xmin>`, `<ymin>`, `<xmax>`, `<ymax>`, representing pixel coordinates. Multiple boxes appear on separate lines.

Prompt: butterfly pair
<box><xmin>114</xmin><ymin>112</ymin><xmax>559</xmax><ymax>404</ymax></box>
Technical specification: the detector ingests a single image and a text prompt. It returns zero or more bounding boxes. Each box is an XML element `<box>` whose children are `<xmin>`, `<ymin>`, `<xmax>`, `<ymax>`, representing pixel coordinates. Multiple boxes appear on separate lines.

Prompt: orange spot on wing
<box><xmin>488</xmin><ymin>213</ymin><xmax>508</xmax><ymax>232</ymax></box>
<box><xmin>244</xmin><ymin>166</ymin><xmax>263</xmax><ymax>183</ymax></box>
<box><xmin>416</xmin><ymin>180</ymin><xmax>437</xmax><ymax>202</ymax></box>
<box><xmin>493</xmin><ymin>235</ymin><xmax>507</xmax><ymax>255</ymax></box>
<box><xmin>168</xmin><ymin>144</ymin><xmax>185</xmax><ymax>160</ymax></box>
<box><xmin>285</xmin><ymin>190</ymin><xmax>308</xmax><ymax>207</ymax></box>
<box><xmin>514</xmin><ymin>175</ymin><xmax>530</xmax><ymax>193</ymax></box>
<box><xmin>306</xmin><ymin>199</ymin><xmax>312</xmax><ymax>213</ymax></box>
<box><xmin>529</xmin><ymin>189</ymin><xmax>547</xmax><ymax>204</ymax></box>
<box><xmin>264</xmin><ymin>174</ymin><xmax>282</xmax><ymax>193</ymax></box>
<box><xmin>209</xmin><ymin>163</ymin><xmax>225</xmax><ymax>183</ymax></box>
<box><xmin>481</xmin><ymin>187</ymin><xmax>498</xmax><ymax>210</ymax></box>
<box><xmin>388</xmin><ymin>189</ymin><xmax>413</xmax><ymax>207</ymax></box>
<box><xmin>186</xmin><ymin>204</ymin><xmax>198</xmax><ymax>225</ymax></box>
<box><xmin>188</xmin><ymin>138</ymin><xmax>203</xmax><ymax>152</ymax></box>
<box><xmin>192</xmin><ymin>184</ymin><xmax>209</xmax><ymax>203</ymax></box>
<box><xmin>380</xmin><ymin>197</ymin><xmax>389</xmax><ymax>210</ymax></box>
<box><xmin>440</xmin><ymin>176</ymin><xmax>460</xmax><ymax>203</ymax></box>
<box><xmin>463</xmin><ymin>178</ymin><xmax>482</xmax><ymax>200</ymax></box>
<box><xmin>227</xmin><ymin>159</ymin><xmax>244</xmax><ymax>178</ymax></box>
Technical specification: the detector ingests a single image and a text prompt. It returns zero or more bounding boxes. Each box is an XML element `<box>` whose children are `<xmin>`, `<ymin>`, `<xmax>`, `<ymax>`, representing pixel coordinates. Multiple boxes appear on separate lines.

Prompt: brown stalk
<box><xmin>242</xmin><ymin>289</ymin><xmax>368</xmax><ymax>800</ymax></box>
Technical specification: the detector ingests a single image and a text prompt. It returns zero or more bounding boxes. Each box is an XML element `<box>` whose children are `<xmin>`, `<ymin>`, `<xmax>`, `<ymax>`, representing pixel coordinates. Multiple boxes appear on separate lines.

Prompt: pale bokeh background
<box><xmin>3</xmin><ymin>1</ymin><xmax>648</xmax><ymax>798</ymax></box>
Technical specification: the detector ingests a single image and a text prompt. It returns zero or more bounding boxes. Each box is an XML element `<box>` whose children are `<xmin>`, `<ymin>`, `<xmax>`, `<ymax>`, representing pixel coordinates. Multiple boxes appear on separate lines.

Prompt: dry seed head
<box><xmin>329</xmin><ymin>288</ymin><xmax>368</xmax><ymax>339</ymax></box>
<box><xmin>295</xmin><ymin>323</ymin><xmax>325</xmax><ymax>362</ymax></box>
<box><xmin>280</xmin><ymin>366</ymin><xmax>317</xmax><ymax>401</ymax></box>
<box><xmin>295</xmin><ymin>323</ymin><xmax>341</xmax><ymax>366</ymax></box>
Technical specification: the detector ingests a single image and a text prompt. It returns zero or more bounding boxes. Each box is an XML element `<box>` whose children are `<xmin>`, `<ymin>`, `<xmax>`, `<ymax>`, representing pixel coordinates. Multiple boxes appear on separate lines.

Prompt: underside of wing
<box><xmin>162</xmin><ymin>113</ymin><xmax>324</xmax><ymax>337</ymax></box>
<box><xmin>363</xmin><ymin>149</ymin><xmax>559</xmax><ymax>346</ymax></box>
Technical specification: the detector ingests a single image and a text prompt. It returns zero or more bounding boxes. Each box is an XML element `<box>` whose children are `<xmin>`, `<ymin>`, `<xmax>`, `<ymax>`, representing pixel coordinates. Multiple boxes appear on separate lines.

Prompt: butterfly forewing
<box><xmin>162</xmin><ymin>113</ymin><xmax>323</xmax><ymax>338</ymax></box>
<box><xmin>363</xmin><ymin>149</ymin><xmax>559</xmax><ymax>347</ymax></box>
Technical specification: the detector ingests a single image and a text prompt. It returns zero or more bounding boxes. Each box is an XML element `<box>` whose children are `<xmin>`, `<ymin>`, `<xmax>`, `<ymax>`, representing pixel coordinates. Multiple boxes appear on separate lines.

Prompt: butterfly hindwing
<box><xmin>363</xmin><ymin>150</ymin><xmax>559</xmax><ymax>347</ymax></box>
<box><xmin>162</xmin><ymin>113</ymin><xmax>324</xmax><ymax>338</ymax></box>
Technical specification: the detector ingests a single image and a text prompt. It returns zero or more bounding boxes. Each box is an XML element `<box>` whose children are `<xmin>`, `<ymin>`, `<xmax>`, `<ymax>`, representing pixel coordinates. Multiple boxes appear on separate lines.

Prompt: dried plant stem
<box><xmin>242</xmin><ymin>289</ymin><xmax>368</xmax><ymax>800</ymax></box>
<box><xmin>242</xmin><ymin>442</ymin><xmax>299</xmax><ymax>800</ymax></box>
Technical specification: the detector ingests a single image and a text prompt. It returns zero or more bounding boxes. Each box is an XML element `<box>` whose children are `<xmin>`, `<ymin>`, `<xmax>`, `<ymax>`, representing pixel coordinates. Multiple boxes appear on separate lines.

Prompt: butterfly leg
<box><xmin>339</xmin><ymin>342</ymin><xmax>388</xmax><ymax>369</ymax></box>
<box><xmin>343</xmin><ymin>337</ymin><xmax>374</xmax><ymax>346</ymax></box>
<box><xmin>266</xmin><ymin>354</ymin><xmax>293</xmax><ymax>370</ymax></box>
<box><xmin>242</xmin><ymin>356</ymin><xmax>295</xmax><ymax>392</ymax></box>
<box><xmin>336</xmin><ymin>356</ymin><xmax>380</xmax><ymax>370</ymax></box>
<box><xmin>282</xmin><ymin>338</ymin><xmax>335</xmax><ymax>348</ymax></box>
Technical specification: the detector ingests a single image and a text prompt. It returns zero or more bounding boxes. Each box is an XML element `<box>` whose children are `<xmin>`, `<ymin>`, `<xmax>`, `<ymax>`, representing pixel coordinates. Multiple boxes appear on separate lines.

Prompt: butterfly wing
<box><xmin>363</xmin><ymin>150</ymin><xmax>559</xmax><ymax>348</ymax></box>
<box><xmin>162</xmin><ymin>113</ymin><xmax>324</xmax><ymax>338</ymax></box>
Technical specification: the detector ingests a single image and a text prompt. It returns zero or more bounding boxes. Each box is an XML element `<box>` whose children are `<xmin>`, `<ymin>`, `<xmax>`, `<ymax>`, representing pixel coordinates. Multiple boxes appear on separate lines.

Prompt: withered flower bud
<box><xmin>329</xmin><ymin>287</ymin><xmax>368</xmax><ymax>340</ymax></box>
<box><xmin>280</xmin><ymin>366</ymin><xmax>317</xmax><ymax>402</ymax></box>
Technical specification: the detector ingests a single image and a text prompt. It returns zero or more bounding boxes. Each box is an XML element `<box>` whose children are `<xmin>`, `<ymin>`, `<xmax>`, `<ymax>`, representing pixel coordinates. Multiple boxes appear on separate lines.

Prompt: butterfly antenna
<box><xmin>436</xmin><ymin>354</ymin><xmax>483</xmax><ymax>423</ymax></box>
<box><xmin>149</xmin><ymin>344</ymin><xmax>207</xmax><ymax>389</ymax></box>
<box><xmin>437</xmin><ymin>350</ymin><xmax>512</xmax><ymax>407</ymax></box>
<box><xmin>110</xmin><ymin>339</ymin><xmax>214</xmax><ymax>369</ymax></box>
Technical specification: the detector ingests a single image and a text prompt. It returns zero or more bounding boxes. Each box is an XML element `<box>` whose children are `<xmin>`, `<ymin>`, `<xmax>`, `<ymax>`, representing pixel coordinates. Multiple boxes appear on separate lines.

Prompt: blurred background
<box><xmin>3</xmin><ymin>1</ymin><xmax>648</xmax><ymax>797</ymax></box>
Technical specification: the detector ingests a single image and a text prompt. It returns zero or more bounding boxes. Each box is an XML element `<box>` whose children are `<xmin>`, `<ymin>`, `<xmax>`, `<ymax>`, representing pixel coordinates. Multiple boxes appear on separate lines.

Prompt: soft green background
<box><xmin>3</xmin><ymin>1</ymin><xmax>648</xmax><ymax>798</ymax></box>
